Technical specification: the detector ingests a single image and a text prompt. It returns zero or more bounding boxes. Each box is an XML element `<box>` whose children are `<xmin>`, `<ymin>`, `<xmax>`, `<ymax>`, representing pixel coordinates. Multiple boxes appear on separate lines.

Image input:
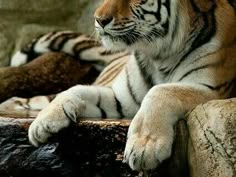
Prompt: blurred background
<box><xmin>0</xmin><ymin>0</ymin><xmax>101</xmax><ymax>66</ymax></box>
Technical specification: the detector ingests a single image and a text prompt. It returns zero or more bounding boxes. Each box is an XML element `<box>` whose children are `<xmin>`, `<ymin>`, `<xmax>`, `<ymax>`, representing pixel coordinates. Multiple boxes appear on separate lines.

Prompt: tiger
<box><xmin>26</xmin><ymin>0</ymin><xmax>236</xmax><ymax>172</ymax></box>
<box><xmin>2</xmin><ymin>31</ymin><xmax>128</xmax><ymax>112</ymax></box>
<box><xmin>10</xmin><ymin>30</ymin><xmax>128</xmax><ymax>70</ymax></box>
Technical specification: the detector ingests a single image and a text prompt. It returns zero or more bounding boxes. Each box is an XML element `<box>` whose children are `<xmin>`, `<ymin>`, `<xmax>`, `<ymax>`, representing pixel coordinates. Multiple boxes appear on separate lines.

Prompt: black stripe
<box><xmin>161</xmin><ymin>21</ymin><xmax>169</xmax><ymax>35</ymax></box>
<box><xmin>44</xmin><ymin>31</ymin><xmax>57</xmax><ymax>41</ymax></box>
<box><xmin>48</xmin><ymin>33</ymin><xmax>67</xmax><ymax>51</ymax></box>
<box><xmin>114</xmin><ymin>93</ymin><xmax>125</xmax><ymax>118</ymax></box>
<box><xmin>139</xmin><ymin>1</ymin><xmax>170</xmax><ymax>37</ymax></box>
<box><xmin>74</xmin><ymin>45</ymin><xmax>100</xmax><ymax>59</ymax></box>
<box><xmin>220</xmin><ymin>79</ymin><xmax>236</xmax><ymax>97</ymax></box>
<box><xmin>200</xmin><ymin>81</ymin><xmax>233</xmax><ymax>91</ymax></box>
<box><xmin>171</xmin><ymin>8</ymin><xmax>180</xmax><ymax>39</ymax></box>
<box><xmin>62</xmin><ymin>106</ymin><xmax>74</xmax><ymax>121</ymax></box>
<box><xmin>189</xmin><ymin>0</ymin><xmax>201</xmax><ymax>13</ymax></box>
<box><xmin>221</xmin><ymin>80</ymin><xmax>235</xmax><ymax>96</ymax></box>
<box><xmin>21</xmin><ymin>35</ymin><xmax>43</xmax><ymax>62</ymax></box>
<box><xmin>171</xmin><ymin>4</ymin><xmax>217</xmax><ymax>72</ymax></box>
<box><xmin>163</xmin><ymin>0</ymin><xmax>171</xmax><ymax>16</ymax></box>
<box><xmin>119</xmin><ymin>32</ymin><xmax>140</xmax><ymax>45</ymax></box>
<box><xmin>178</xmin><ymin>63</ymin><xmax>219</xmax><ymax>81</ymax></box>
<box><xmin>230</xmin><ymin>79</ymin><xmax>236</xmax><ymax>97</ymax></box>
<box><xmin>100</xmin><ymin>50</ymin><xmax>113</xmax><ymax>55</ymax></box>
<box><xmin>189</xmin><ymin>0</ymin><xmax>217</xmax><ymax>13</ymax></box>
<box><xmin>190</xmin><ymin>9</ymin><xmax>217</xmax><ymax>52</ymax></box>
<box><xmin>131</xmin><ymin>7</ymin><xmax>143</xmax><ymax>20</ymax></box>
<box><xmin>140</xmin><ymin>3</ymin><xmax>161</xmax><ymax>22</ymax></box>
<box><xmin>73</xmin><ymin>40</ymin><xmax>100</xmax><ymax>58</ymax></box>
<box><xmin>228</xmin><ymin>0</ymin><xmax>236</xmax><ymax>11</ymax></box>
<box><xmin>201</xmin><ymin>80</ymin><xmax>235</xmax><ymax>98</ymax></box>
<box><xmin>157</xmin><ymin>0</ymin><xmax>162</xmax><ymax>22</ymax></box>
<box><xmin>49</xmin><ymin>33</ymin><xmax>80</xmax><ymax>51</ymax></box>
<box><xmin>135</xmin><ymin>52</ymin><xmax>154</xmax><ymax>88</ymax></box>
<box><xmin>97</xmin><ymin>93</ymin><xmax>107</xmax><ymax>118</ymax></box>
<box><xmin>56</xmin><ymin>33</ymin><xmax>79</xmax><ymax>51</ymax></box>
<box><xmin>100</xmin><ymin>109</ymin><xmax>107</xmax><ymax>119</ymax></box>
<box><xmin>125</xmin><ymin>67</ymin><xmax>141</xmax><ymax>105</ymax></box>
<box><xmin>112</xmin><ymin>25</ymin><xmax>133</xmax><ymax>31</ymax></box>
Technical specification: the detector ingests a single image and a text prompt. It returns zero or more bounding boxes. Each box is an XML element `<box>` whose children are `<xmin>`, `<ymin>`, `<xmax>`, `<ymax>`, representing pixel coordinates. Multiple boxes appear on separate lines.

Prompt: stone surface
<box><xmin>0</xmin><ymin>0</ymin><xmax>101</xmax><ymax>66</ymax></box>
<box><xmin>0</xmin><ymin>111</ymin><xmax>189</xmax><ymax>177</ymax></box>
<box><xmin>187</xmin><ymin>98</ymin><xmax>236</xmax><ymax>177</ymax></box>
<box><xmin>0</xmin><ymin>98</ymin><xmax>235</xmax><ymax>177</ymax></box>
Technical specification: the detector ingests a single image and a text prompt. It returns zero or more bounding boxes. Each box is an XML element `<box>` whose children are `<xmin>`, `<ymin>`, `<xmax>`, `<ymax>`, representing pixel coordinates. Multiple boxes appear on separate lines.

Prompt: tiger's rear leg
<box><xmin>0</xmin><ymin>31</ymin><xmax>128</xmax><ymax>104</ymax></box>
<box><xmin>0</xmin><ymin>52</ymin><xmax>99</xmax><ymax>103</ymax></box>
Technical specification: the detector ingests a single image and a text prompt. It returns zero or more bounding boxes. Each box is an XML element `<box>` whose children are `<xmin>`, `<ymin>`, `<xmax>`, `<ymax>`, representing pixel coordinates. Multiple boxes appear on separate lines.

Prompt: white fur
<box><xmin>10</xmin><ymin>52</ymin><xmax>28</xmax><ymax>66</ymax></box>
<box><xmin>142</xmin><ymin>0</ymin><xmax>158</xmax><ymax>12</ymax></box>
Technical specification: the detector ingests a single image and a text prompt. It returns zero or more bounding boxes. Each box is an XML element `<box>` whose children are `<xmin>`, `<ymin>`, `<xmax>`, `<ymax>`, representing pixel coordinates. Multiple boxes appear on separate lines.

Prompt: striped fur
<box><xmin>6</xmin><ymin>31</ymin><xmax>128</xmax><ymax>112</ymax></box>
<box><xmin>10</xmin><ymin>31</ymin><xmax>129</xmax><ymax>70</ymax></box>
<box><xmin>28</xmin><ymin>0</ymin><xmax>236</xmax><ymax>172</ymax></box>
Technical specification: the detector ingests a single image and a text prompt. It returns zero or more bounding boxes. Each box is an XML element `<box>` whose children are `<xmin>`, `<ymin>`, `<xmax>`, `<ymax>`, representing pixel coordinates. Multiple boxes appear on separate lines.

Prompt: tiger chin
<box><xmin>28</xmin><ymin>0</ymin><xmax>236</xmax><ymax>172</ymax></box>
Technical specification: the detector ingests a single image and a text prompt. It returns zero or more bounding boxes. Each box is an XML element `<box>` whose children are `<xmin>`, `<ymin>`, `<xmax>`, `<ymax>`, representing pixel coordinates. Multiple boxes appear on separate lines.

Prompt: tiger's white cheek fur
<box><xmin>95</xmin><ymin>20</ymin><xmax>133</xmax><ymax>52</ymax></box>
<box><xmin>101</xmin><ymin>37</ymin><xmax>127</xmax><ymax>52</ymax></box>
<box><xmin>144</xmin><ymin>14</ymin><xmax>158</xmax><ymax>23</ymax></box>
<box><xmin>141</xmin><ymin>0</ymin><xmax>158</xmax><ymax>12</ymax></box>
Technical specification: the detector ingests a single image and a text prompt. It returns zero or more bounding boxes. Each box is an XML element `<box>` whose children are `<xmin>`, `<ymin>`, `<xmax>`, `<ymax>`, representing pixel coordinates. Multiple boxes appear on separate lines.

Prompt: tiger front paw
<box><xmin>28</xmin><ymin>94</ymin><xmax>85</xmax><ymax>146</ymax></box>
<box><xmin>123</xmin><ymin>112</ymin><xmax>174</xmax><ymax>171</ymax></box>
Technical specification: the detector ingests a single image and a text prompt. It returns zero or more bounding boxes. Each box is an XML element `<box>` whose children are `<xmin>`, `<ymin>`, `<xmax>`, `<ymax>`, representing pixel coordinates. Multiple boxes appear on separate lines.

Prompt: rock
<box><xmin>187</xmin><ymin>98</ymin><xmax>236</xmax><ymax>177</ymax></box>
<box><xmin>0</xmin><ymin>116</ymin><xmax>132</xmax><ymax>177</ymax></box>
<box><xmin>0</xmin><ymin>99</ymin><xmax>235</xmax><ymax>177</ymax></box>
<box><xmin>0</xmin><ymin>111</ymin><xmax>189</xmax><ymax>177</ymax></box>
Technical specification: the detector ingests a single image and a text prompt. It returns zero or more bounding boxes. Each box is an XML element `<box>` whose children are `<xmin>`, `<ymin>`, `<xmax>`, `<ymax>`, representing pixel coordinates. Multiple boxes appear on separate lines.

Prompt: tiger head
<box><xmin>94</xmin><ymin>0</ymin><xmax>179</xmax><ymax>55</ymax></box>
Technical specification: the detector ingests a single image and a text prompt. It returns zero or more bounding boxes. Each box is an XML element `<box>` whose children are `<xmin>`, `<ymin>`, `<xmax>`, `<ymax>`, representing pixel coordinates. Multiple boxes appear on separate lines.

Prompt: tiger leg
<box><xmin>28</xmin><ymin>57</ymin><xmax>144</xmax><ymax>147</ymax></box>
<box><xmin>28</xmin><ymin>84</ymin><xmax>138</xmax><ymax>146</ymax></box>
<box><xmin>123</xmin><ymin>83</ymin><xmax>217</xmax><ymax>171</ymax></box>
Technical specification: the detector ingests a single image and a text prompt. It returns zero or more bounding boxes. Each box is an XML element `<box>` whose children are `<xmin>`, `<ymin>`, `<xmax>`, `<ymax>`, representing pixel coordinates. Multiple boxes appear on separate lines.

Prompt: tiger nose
<box><xmin>95</xmin><ymin>16</ymin><xmax>113</xmax><ymax>28</ymax></box>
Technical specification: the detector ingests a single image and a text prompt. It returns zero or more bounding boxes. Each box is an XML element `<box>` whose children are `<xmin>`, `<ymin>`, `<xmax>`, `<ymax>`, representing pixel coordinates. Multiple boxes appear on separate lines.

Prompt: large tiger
<box><xmin>26</xmin><ymin>0</ymin><xmax>236</xmax><ymax>172</ymax></box>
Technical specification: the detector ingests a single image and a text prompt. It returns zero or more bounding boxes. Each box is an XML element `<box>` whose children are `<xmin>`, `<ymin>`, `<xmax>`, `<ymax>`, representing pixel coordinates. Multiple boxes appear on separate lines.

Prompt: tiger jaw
<box><xmin>95</xmin><ymin>21</ymin><xmax>157</xmax><ymax>54</ymax></box>
<box><xmin>95</xmin><ymin>20</ymin><xmax>135</xmax><ymax>51</ymax></box>
<box><xmin>97</xmin><ymin>30</ymin><xmax>161</xmax><ymax>57</ymax></box>
<box><xmin>100</xmin><ymin>35</ymin><xmax>128</xmax><ymax>51</ymax></box>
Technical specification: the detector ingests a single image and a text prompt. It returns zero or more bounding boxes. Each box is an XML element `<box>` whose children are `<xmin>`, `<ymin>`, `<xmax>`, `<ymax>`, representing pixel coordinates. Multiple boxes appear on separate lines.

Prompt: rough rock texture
<box><xmin>187</xmin><ymin>98</ymin><xmax>236</xmax><ymax>177</ymax></box>
<box><xmin>0</xmin><ymin>111</ymin><xmax>189</xmax><ymax>177</ymax></box>
<box><xmin>0</xmin><ymin>0</ymin><xmax>101</xmax><ymax>66</ymax></box>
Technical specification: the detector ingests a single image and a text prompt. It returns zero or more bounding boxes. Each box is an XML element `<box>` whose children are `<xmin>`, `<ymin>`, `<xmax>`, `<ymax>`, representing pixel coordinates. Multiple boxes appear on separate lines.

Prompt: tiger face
<box><xmin>94</xmin><ymin>0</ymin><xmax>173</xmax><ymax>53</ymax></box>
